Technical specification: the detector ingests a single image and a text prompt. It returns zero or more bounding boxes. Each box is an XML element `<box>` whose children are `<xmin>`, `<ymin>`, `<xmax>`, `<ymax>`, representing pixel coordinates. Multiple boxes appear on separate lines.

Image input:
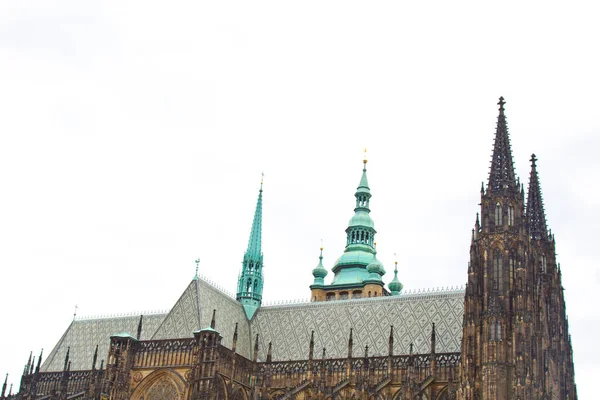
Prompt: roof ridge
<box><xmin>74</xmin><ymin>309</ymin><xmax>168</xmax><ymax>321</ymax></box>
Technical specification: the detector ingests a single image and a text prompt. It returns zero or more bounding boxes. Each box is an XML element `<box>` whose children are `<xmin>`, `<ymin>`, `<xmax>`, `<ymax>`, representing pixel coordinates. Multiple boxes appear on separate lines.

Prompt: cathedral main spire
<box><xmin>236</xmin><ymin>176</ymin><xmax>264</xmax><ymax>320</ymax></box>
<box><xmin>487</xmin><ymin>97</ymin><xmax>517</xmax><ymax>193</ymax></box>
<box><xmin>526</xmin><ymin>154</ymin><xmax>549</xmax><ymax>241</ymax></box>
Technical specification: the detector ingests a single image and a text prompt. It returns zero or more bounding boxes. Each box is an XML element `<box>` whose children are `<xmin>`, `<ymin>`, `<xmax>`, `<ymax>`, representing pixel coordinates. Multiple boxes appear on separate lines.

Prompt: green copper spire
<box><xmin>311</xmin><ymin>246</ymin><xmax>328</xmax><ymax>285</ymax></box>
<box><xmin>236</xmin><ymin>176</ymin><xmax>264</xmax><ymax>320</ymax></box>
<box><xmin>331</xmin><ymin>155</ymin><xmax>378</xmax><ymax>285</ymax></box>
<box><xmin>388</xmin><ymin>260</ymin><xmax>403</xmax><ymax>295</ymax></box>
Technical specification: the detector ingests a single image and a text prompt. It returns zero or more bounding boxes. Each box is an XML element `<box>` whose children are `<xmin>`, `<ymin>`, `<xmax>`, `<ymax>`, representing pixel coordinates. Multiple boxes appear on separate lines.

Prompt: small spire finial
<box><xmin>73</xmin><ymin>304</ymin><xmax>78</xmax><ymax>320</ymax></box>
<box><xmin>498</xmin><ymin>96</ymin><xmax>505</xmax><ymax>111</ymax></box>
<box><xmin>320</xmin><ymin>238</ymin><xmax>323</xmax><ymax>252</ymax></box>
<box><xmin>194</xmin><ymin>259</ymin><xmax>200</xmax><ymax>279</ymax></box>
<box><xmin>363</xmin><ymin>148</ymin><xmax>368</xmax><ymax>166</ymax></box>
<box><xmin>260</xmin><ymin>172</ymin><xmax>264</xmax><ymax>190</ymax></box>
<box><xmin>210</xmin><ymin>309</ymin><xmax>216</xmax><ymax>329</ymax></box>
<box><xmin>530</xmin><ymin>153</ymin><xmax>537</xmax><ymax>166</ymax></box>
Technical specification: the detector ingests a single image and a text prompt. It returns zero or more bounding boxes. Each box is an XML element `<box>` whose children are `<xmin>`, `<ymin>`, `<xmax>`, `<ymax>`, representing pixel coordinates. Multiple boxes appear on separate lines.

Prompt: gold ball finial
<box><xmin>363</xmin><ymin>148</ymin><xmax>368</xmax><ymax>164</ymax></box>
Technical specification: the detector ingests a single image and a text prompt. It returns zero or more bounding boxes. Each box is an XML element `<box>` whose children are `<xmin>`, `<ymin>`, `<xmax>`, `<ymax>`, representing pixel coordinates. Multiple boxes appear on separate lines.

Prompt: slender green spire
<box><xmin>388</xmin><ymin>260</ymin><xmax>403</xmax><ymax>295</ymax></box>
<box><xmin>246</xmin><ymin>175</ymin><xmax>263</xmax><ymax>260</ymax></box>
<box><xmin>311</xmin><ymin>246</ymin><xmax>328</xmax><ymax>285</ymax></box>
<box><xmin>236</xmin><ymin>176</ymin><xmax>264</xmax><ymax>320</ymax></box>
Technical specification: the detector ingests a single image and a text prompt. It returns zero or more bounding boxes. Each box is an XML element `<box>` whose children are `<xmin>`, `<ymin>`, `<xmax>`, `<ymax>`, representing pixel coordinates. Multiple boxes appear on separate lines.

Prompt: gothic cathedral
<box><xmin>5</xmin><ymin>98</ymin><xmax>576</xmax><ymax>400</ymax></box>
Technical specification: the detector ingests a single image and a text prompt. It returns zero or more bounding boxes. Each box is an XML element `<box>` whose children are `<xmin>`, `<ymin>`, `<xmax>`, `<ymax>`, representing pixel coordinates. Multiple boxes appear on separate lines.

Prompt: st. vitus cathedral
<box><xmin>3</xmin><ymin>98</ymin><xmax>576</xmax><ymax>399</ymax></box>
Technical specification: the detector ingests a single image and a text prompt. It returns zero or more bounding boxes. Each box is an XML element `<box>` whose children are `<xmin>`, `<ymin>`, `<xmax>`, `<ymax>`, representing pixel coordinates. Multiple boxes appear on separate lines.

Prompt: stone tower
<box><xmin>459</xmin><ymin>98</ymin><xmax>577</xmax><ymax>399</ymax></box>
<box><xmin>236</xmin><ymin>178</ymin><xmax>264</xmax><ymax>319</ymax></box>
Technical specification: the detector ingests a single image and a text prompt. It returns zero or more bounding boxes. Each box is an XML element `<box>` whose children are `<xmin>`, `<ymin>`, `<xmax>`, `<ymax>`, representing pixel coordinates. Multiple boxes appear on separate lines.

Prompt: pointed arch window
<box><xmin>509</xmin><ymin>254</ymin><xmax>516</xmax><ymax>290</ymax></box>
<box><xmin>508</xmin><ymin>204</ymin><xmax>515</xmax><ymax>226</ymax></box>
<box><xmin>495</xmin><ymin>202</ymin><xmax>503</xmax><ymax>226</ymax></box>
<box><xmin>490</xmin><ymin>320</ymin><xmax>502</xmax><ymax>341</ymax></box>
<box><xmin>493</xmin><ymin>250</ymin><xmax>503</xmax><ymax>291</ymax></box>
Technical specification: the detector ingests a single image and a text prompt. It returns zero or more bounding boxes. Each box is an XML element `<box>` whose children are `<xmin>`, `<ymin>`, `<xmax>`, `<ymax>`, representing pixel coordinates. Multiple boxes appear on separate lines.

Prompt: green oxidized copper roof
<box><xmin>329</xmin><ymin>159</ymin><xmax>378</xmax><ymax>286</ymax></box>
<box><xmin>237</xmin><ymin>178</ymin><xmax>265</xmax><ymax>321</ymax></box>
<box><xmin>356</xmin><ymin>164</ymin><xmax>370</xmax><ymax>194</ymax></box>
<box><xmin>348</xmin><ymin>210</ymin><xmax>374</xmax><ymax>229</ymax></box>
<box><xmin>245</xmin><ymin>181</ymin><xmax>263</xmax><ymax>261</ymax></box>
<box><xmin>312</xmin><ymin>248</ymin><xmax>328</xmax><ymax>279</ymax></box>
<box><xmin>388</xmin><ymin>261</ymin><xmax>403</xmax><ymax>295</ymax></box>
<box><xmin>111</xmin><ymin>332</ymin><xmax>136</xmax><ymax>339</ymax></box>
<box><xmin>331</xmin><ymin>266</ymin><xmax>372</xmax><ymax>285</ymax></box>
<box><xmin>367</xmin><ymin>252</ymin><xmax>385</xmax><ymax>276</ymax></box>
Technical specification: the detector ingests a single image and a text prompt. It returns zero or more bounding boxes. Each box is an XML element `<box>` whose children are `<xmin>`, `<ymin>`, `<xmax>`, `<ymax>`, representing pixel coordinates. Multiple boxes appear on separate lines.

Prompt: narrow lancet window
<box><xmin>493</xmin><ymin>250</ymin><xmax>502</xmax><ymax>291</ymax></box>
<box><xmin>495</xmin><ymin>202</ymin><xmax>503</xmax><ymax>226</ymax></box>
<box><xmin>509</xmin><ymin>255</ymin><xmax>516</xmax><ymax>290</ymax></box>
<box><xmin>508</xmin><ymin>205</ymin><xmax>515</xmax><ymax>226</ymax></box>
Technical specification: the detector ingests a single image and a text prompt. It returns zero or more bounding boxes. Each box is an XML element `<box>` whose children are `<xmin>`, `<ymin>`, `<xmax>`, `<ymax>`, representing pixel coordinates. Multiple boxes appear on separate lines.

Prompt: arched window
<box><xmin>339</xmin><ymin>291</ymin><xmax>348</xmax><ymax>300</ymax></box>
<box><xmin>490</xmin><ymin>320</ymin><xmax>502</xmax><ymax>341</ymax></box>
<box><xmin>508</xmin><ymin>205</ymin><xmax>515</xmax><ymax>226</ymax></box>
<box><xmin>352</xmin><ymin>290</ymin><xmax>362</xmax><ymax>299</ymax></box>
<box><xmin>493</xmin><ymin>250</ymin><xmax>502</xmax><ymax>291</ymax></box>
<box><xmin>326</xmin><ymin>292</ymin><xmax>335</xmax><ymax>301</ymax></box>
<box><xmin>495</xmin><ymin>202</ymin><xmax>503</xmax><ymax>226</ymax></box>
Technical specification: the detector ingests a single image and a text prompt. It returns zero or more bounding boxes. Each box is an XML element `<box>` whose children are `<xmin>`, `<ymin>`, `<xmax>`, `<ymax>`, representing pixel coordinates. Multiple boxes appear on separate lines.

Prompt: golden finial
<box><xmin>260</xmin><ymin>172</ymin><xmax>264</xmax><ymax>189</ymax></box>
<box><xmin>320</xmin><ymin>238</ymin><xmax>323</xmax><ymax>251</ymax></box>
<box><xmin>363</xmin><ymin>148</ymin><xmax>368</xmax><ymax>164</ymax></box>
<box><xmin>394</xmin><ymin>253</ymin><xmax>398</xmax><ymax>270</ymax></box>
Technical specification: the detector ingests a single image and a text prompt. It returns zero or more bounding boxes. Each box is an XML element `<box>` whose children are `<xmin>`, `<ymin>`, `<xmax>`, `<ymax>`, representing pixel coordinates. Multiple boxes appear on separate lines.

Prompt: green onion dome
<box><xmin>388</xmin><ymin>261</ymin><xmax>403</xmax><ymax>295</ymax></box>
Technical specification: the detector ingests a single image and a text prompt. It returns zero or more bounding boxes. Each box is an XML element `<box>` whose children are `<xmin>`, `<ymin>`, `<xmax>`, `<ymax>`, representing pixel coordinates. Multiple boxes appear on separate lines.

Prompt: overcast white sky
<box><xmin>0</xmin><ymin>1</ymin><xmax>598</xmax><ymax>397</ymax></box>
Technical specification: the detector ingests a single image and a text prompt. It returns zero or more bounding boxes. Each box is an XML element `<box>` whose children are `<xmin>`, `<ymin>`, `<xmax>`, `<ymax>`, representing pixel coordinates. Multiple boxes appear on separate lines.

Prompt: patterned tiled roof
<box><xmin>250</xmin><ymin>290</ymin><xmax>464</xmax><ymax>362</ymax></box>
<box><xmin>41</xmin><ymin>313</ymin><xmax>167</xmax><ymax>372</ymax></box>
<box><xmin>151</xmin><ymin>279</ymin><xmax>252</xmax><ymax>359</ymax></box>
<box><xmin>41</xmin><ymin>279</ymin><xmax>463</xmax><ymax>371</ymax></box>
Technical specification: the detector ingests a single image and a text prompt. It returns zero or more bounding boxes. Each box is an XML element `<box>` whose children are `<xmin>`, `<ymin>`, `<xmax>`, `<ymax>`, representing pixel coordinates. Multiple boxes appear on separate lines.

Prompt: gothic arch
<box><xmin>435</xmin><ymin>386</ymin><xmax>449</xmax><ymax>400</ymax></box>
<box><xmin>131</xmin><ymin>368</ymin><xmax>186</xmax><ymax>400</ymax></box>
<box><xmin>230</xmin><ymin>386</ymin><xmax>247</xmax><ymax>400</ymax></box>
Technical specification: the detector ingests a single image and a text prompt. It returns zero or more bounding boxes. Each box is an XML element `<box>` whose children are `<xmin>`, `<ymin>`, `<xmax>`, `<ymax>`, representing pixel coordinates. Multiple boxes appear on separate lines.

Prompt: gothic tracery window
<box><xmin>146</xmin><ymin>377</ymin><xmax>179</xmax><ymax>400</ymax></box>
<box><xmin>508</xmin><ymin>204</ymin><xmax>515</xmax><ymax>226</ymax></box>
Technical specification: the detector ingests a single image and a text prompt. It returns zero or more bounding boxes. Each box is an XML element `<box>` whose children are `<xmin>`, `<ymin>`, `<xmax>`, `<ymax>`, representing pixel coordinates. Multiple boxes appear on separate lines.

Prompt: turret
<box><xmin>236</xmin><ymin>176</ymin><xmax>265</xmax><ymax>319</ymax></box>
<box><xmin>388</xmin><ymin>260</ymin><xmax>403</xmax><ymax>295</ymax></box>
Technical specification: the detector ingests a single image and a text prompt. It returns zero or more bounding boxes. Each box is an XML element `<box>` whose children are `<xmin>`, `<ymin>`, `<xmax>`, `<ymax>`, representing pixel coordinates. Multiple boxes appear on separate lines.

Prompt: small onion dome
<box><xmin>312</xmin><ymin>248</ymin><xmax>328</xmax><ymax>279</ymax></box>
<box><xmin>388</xmin><ymin>261</ymin><xmax>403</xmax><ymax>295</ymax></box>
<box><xmin>367</xmin><ymin>253</ymin><xmax>385</xmax><ymax>276</ymax></box>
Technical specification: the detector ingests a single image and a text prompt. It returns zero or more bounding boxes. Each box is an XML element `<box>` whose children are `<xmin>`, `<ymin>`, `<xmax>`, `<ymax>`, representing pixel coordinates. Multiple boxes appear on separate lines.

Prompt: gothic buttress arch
<box><xmin>130</xmin><ymin>368</ymin><xmax>187</xmax><ymax>400</ymax></box>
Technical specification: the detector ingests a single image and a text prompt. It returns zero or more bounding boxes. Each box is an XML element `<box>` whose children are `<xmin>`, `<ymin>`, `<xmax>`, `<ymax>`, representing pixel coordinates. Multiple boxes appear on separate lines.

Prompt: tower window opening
<box><xmin>339</xmin><ymin>291</ymin><xmax>348</xmax><ymax>300</ymax></box>
<box><xmin>493</xmin><ymin>250</ymin><xmax>502</xmax><ymax>291</ymax></box>
<box><xmin>490</xmin><ymin>320</ymin><xmax>502</xmax><ymax>341</ymax></box>
<box><xmin>326</xmin><ymin>292</ymin><xmax>335</xmax><ymax>301</ymax></box>
<box><xmin>352</xmin><ymin>290</ymin><xmax>362</xmax><ymax>299</ymax></box>
<box><xmin>509</xmin><ymin>255</ymin><xmax>516</xmax><ymax>290</ymax></box>
<box><xmin>540</xmin><ymin>255</ymin><xmax>547</xmax><ymax>273</ymax></box>
<box><xmin>508</xmin><ymin>205</ymin><xmax>515</xmax><ymax>226</ymax></box>
<box><xmin>495</xmin><ymin>202</ymin><xmax>503</xmax><ymax>226</ymax></box>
